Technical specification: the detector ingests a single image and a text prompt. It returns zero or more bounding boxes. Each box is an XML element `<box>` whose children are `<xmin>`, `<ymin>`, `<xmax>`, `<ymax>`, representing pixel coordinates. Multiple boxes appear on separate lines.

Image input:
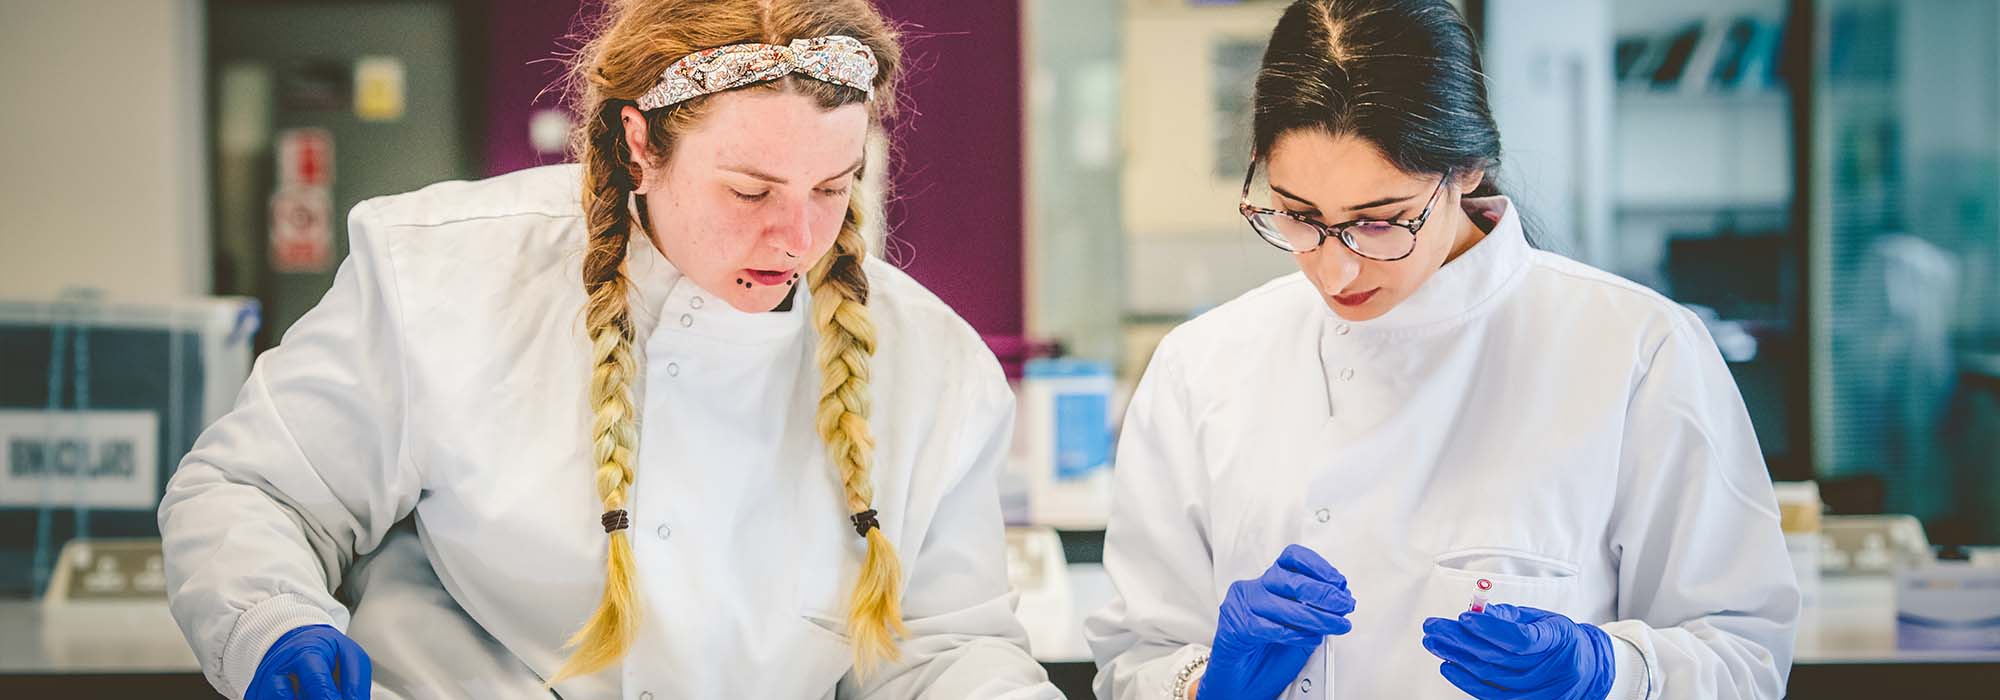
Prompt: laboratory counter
<box><xmin>1027</xmin><ymin>565</ymin><xmax>1997</xmax><ymax>699</ymax></box>
<box><xmin>6</xmin><ymin>570</ymin><xmax>1997</xmax><ymax>698</ymax></box>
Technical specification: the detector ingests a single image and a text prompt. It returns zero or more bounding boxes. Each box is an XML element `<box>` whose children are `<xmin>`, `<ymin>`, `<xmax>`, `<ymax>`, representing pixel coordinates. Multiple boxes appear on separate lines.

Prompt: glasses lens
<box><xmin>1247</xmin><ymin>212</ymin><xmax>1322</xmax><ymax>252</ymax></box>
<box><xmin>1344</xmin><ymin>221</ymin><xmax>1417</xmax><ymax>260</ymax></box>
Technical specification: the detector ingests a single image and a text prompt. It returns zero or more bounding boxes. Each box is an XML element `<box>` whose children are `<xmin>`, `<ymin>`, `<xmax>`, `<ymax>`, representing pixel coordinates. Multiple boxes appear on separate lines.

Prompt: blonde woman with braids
<box><xmin>156</xmin><ymin>2</ymin><xmax>1061</xmax><ymax>698</ymax></box>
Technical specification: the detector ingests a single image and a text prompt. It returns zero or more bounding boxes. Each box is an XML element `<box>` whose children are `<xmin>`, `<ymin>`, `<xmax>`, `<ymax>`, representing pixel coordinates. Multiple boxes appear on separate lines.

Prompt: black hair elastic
<box><xmin>601</xmin><ymin>509</ymin><xmax>631</xmax><ymax>533</ymax></box>
<box><xmin>850</xmin><ymin>509</ymin><xmax>881</xmax><ymax>537</ymax></box>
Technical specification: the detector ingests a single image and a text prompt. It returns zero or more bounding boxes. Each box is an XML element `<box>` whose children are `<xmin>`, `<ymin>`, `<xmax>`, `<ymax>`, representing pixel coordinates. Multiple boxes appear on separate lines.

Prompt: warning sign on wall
<box><xmin>277</xmin><ymin>128</ymin><xmax>334</xmax><ymax>188</ymax></box>
<box><xmin>272</xmin><ymin>128</ymin><xmax>335</xmax><ymax>273</ymax></box>
<box><xmin>269</xmin><ymin>186</ymin><xmax>333</xmax><ymax>273</ymax></box>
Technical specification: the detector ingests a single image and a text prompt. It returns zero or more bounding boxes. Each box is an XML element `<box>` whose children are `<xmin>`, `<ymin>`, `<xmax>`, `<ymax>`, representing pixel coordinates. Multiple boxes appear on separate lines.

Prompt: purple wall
<box><xmin>871</xmin><ymin>1</ymin><xmax>1025</xmax><ymax>338</ymax></box>
<box><xmin>481</xmin><ymin>0</ymin><xmax>585</xmax><ymax>176</ymax></box>
<box><xmin>481</xmin><ymin>1</ymin><xmax>1025</xmax><ymax>338</ymax></box>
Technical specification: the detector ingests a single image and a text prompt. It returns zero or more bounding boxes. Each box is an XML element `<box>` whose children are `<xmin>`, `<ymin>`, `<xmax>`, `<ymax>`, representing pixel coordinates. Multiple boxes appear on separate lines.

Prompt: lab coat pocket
<box><xmin>797</xmin><ymin>561</ymin><xmax>855</xmax><ymax>634</ymax></box>
<box><xmin>1407</xmin><ymin>548</ymin><xmax>1583</xmax><ymax>700</ymax></box>
<box><xmin>790</xmin><ymin>614</ymin><xmax>854</xmax><ymax>699</ymax></box>
<box><xmin>1428</xmin><ymin>547</ymin><xmax>1582</xmax><ymax>617</ymax></box>
<box><xmin>795</xmin><ymin>565</ymin><xmax>857</xmax><ymax>697</ymax></box>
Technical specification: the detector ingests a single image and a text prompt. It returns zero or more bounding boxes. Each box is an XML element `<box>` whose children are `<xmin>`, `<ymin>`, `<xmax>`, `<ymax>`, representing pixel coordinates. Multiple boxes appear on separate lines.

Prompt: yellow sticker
<box><xmin>355</xmin><ymin>56</ymin><xmax>406</xmax><ymax>122</ymax></box>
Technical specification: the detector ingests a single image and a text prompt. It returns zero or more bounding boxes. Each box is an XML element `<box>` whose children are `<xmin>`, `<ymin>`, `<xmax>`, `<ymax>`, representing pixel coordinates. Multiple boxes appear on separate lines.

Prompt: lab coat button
<box><xmin>1334</xmin><ymin>324</ymin><xmax>1351</xmax><ymax>336</ymax></box>
<box><xmin>680</xmin><ymin>313</ymin><xmax>694</xmax><ymax>328</ymax></box>
<box><xmin>639</xmin><ymin>692</ymin><xmax>655</xmax><ymax>700</ymax></box>
<box><xmin>1315</xmin><ymin>508</ymin><xmax>1331</xmax><ymax>523</ymax></box>
<box><xmin>656</xmin><ymin>524</ymin><xmax>671</xmax><ymax>540</ymax></box>
<box><xmin>665</xmin><ymin>362</ymin><xmax>680</xmax><ymax>377</ymax></box>
<box><xmin>1301</xmin><ymin>678</ymin><xmax>1313</xmax><ymax>693</ymax></box>
<box><xmin>1339</xmin><ymin>368</ymin><xmax>1355</xmax><ymax>381</ymax></box>
<box><xmin>689</xmin><ymin>296</ymin><xmax>704</xmax><ymax>309</ymax></box>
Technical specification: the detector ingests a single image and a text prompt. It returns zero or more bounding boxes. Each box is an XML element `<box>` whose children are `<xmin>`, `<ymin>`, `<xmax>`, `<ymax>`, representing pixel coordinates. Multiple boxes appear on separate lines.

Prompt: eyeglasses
<box><xmin>1238</xmin><ymin>163</ymin><xmax>1451</xmax><ymax>261</ymax></box>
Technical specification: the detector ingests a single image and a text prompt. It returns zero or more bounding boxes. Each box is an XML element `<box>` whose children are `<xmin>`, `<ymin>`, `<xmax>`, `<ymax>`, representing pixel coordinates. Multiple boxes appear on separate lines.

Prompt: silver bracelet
<box><xmin>1168</xmin><ymin>654</ymin><xmax>1209</xmax><ymax>700</ymax></box>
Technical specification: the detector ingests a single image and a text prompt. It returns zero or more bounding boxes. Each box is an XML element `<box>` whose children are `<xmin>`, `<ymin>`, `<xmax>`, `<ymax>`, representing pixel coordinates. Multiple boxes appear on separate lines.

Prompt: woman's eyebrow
<box><xmin>720</xmin><ymin>157</ymin><xmax>866</xmax><ymax>186</ymax></box>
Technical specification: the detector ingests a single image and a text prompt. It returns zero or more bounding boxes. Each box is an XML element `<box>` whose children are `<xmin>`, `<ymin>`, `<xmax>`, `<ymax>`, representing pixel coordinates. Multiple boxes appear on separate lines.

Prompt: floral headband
<box><xmin>634</xmin><ymin>35</ymin><xmax>878</xmax><ymax>110</ymax></box>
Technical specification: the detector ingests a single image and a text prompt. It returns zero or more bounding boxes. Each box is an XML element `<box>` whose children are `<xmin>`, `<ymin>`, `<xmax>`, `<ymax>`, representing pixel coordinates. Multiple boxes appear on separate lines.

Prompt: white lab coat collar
<box><xmin>625</xmin><ymin>216</ymin><xmax>681</xmax><ymax>338</ymax></box>
<box><xmin>624</xmin><ymin>212</ymin><xmax>810</xmax><ymax>347</ymax></box>
<box><xmin>1326</xmin><ymin>195</ymin><xmax>1528</xmax><ymax>336</ymax></box>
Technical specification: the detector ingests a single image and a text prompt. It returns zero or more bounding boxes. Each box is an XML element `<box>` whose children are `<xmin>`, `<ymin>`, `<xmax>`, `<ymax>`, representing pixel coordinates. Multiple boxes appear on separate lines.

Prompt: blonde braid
<box><xmin>810</xmin><ymin>198</ymin><xmax>906</xmax><ymax>672</ymax></box>
<box><xmin>552</xmin><ymin>0</ymin><xmax>905</xmax><ymax>680</ymax></box>
<box><xmin>548</xmin><ymin>103</ymin><xmax>645</xmax><ymax>684</ymax></box>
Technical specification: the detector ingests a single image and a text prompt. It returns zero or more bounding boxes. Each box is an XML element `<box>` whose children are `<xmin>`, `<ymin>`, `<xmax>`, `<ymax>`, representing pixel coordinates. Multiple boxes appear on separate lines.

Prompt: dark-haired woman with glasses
<box><xmin>1085</xmin><ymin>1</ymin><xmax>1798</xmax><ymax>699</ymax></box>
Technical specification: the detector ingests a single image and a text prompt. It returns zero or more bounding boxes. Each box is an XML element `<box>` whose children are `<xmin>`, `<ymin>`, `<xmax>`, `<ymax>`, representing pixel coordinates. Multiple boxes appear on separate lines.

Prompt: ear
<box><xmin>619</xmin><ymin>105</ymin><xmax>662</xmax><ymax>193</ymax></box>
<box><xmin>1453</xmin><ymin>168</ymin><xmax>1487</xmax><ymax>196</ymax></box>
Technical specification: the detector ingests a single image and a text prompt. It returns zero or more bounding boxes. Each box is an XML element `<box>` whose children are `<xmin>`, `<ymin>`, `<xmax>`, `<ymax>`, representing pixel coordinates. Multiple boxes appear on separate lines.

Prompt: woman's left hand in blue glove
<box><xmin>1420</xmin><ymin>603</ymin><xmax>1616</xmax><ymax>700</ymax></box>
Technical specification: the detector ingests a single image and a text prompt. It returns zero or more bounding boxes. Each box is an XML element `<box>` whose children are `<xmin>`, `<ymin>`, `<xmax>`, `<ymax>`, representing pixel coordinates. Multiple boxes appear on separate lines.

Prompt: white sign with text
<box><xmin>0</xmin><ymin>410</ymin><xmax>159</xmax><ymax>509</ymax></box>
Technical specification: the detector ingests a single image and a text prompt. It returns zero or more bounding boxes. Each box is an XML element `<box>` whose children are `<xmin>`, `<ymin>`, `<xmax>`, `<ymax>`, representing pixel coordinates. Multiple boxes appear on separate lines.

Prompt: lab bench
<box><xmin>1025</xmin><ymin>562</ymin><xmax>1998</xmax><ymax>699</ymax></box>
<box><xmin>3</xmin><ymin>575</ymin><xmax>1995</xmax><ymax>698</ymax></box>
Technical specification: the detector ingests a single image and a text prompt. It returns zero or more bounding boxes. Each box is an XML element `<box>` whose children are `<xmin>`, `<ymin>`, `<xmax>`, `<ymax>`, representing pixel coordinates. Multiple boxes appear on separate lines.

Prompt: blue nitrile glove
<box><xmin>1420</xmin><ymin>603</ymin><xmax>1615</xmax><ymax>700</ymax></box>
<box><xmin>245</xmin><ymin>624</ymin><xmax>372</xmax><ymax>700</ymax></box>
<box><xmin>1198</xmin><ymin>544</ymin><xmax>1356</xmax><ymax>699</ymax></box>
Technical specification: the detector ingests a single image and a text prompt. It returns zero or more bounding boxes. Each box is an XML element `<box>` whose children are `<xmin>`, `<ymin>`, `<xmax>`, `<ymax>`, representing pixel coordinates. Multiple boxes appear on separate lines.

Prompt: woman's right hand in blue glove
<box><xmin>1197</xmin><ymin>544</ymin><xmax>1357</xmax><ymax>699</ymax></box>
<box><xmin>245</xmin><ymin>624</ymin><xmax>372</xmax><ymax>700</ymax></box>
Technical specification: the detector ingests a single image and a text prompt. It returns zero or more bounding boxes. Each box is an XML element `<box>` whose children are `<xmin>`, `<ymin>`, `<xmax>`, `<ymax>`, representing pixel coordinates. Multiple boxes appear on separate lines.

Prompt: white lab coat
<box><xmin>157</xmin><ymin>164</ymin><xmax>1060</xmax><ymax>700</ymax></box>
<box><xmin>1086</xmin><ymin>198</ymin><xmax>1799</xmax><ymax>700</ymax></box>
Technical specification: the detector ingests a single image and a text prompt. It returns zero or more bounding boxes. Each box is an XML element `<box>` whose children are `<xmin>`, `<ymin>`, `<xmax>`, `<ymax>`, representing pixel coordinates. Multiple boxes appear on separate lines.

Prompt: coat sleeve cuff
<box><xmin>1159</xmin><ymin>644</ymin><xmax>1210</xmax><ymax>700</ymax></box>
<box><xmin>217</xmin><ymin>593</ymin><xmax>340</xmax><ymax>700</ymax></box>
<box><xmin>1603</xmin><ymin>627</ymin><xmax>1654</xmax><ymax>700</ymax></box>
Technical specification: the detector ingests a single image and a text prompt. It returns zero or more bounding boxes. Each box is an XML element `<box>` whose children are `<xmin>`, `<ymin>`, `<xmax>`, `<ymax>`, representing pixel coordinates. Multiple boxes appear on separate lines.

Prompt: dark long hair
<box><xmin>1252</xmin><ymin>0</ymin><xmax>1507</xmax><ymax>199</ymax></box>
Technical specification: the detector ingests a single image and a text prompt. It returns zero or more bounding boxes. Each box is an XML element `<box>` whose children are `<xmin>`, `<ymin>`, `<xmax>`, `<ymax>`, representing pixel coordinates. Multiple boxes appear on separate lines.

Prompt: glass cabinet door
<box><xmin>1811</xmin><ymin>0</ymin><xmax>2000</xmax><ymax>545</ymax></box>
